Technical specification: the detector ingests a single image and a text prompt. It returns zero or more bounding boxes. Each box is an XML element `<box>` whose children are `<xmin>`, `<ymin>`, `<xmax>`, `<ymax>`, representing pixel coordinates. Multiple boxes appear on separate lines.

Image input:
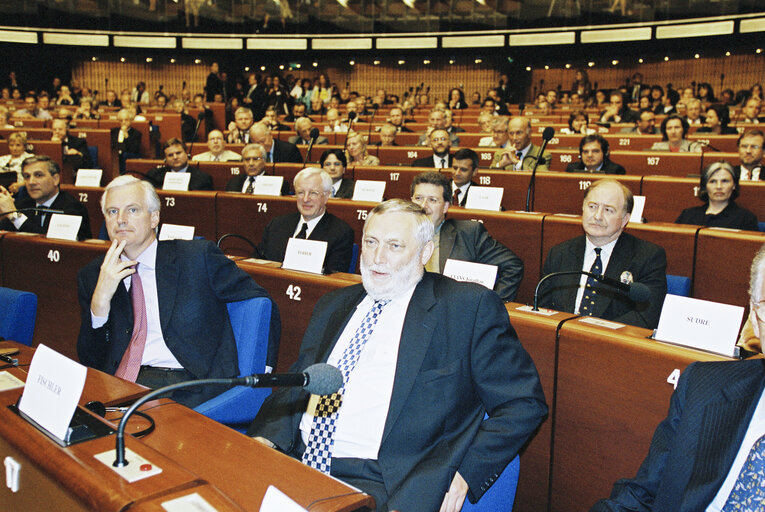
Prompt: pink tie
<box><xmin>115</xmin><ymin>264</ymin><xmax>147</xmax><ymax>382</ymax></box>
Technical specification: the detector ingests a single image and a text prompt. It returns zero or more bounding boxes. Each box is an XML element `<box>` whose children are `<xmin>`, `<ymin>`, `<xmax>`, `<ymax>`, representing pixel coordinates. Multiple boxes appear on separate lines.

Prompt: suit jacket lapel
<box><xmin>561</xmin><ymin>236</ymin><xmax>586</xmax><ymax>313</ymax></box>
<box><xmin>381</xmin><ymin>275</ymin><xmax>438</xmax><ymax>445</ymax></box>
<box><xmin>316</xmin><ymin>287</ymin><xmax>366</xmax><ymax>364</ymax></box>
<box><xmin>438</xmin><ymin>221</ymin><xmax>456</xmax><ymax>271</ymax></box>
<box><xmin>154</xmin><ymin>241</ymin><xmax>179</xmax><ymax>333</ymax></box>
<box><xmin>308</xmin><ymin>213</ymin><xmax>330</xmax><ymax>241</ymax></box>
<box><xmin>591</xmin><ymin>234</ymin><xmax>632</xmax><ymax>318</ymax></box>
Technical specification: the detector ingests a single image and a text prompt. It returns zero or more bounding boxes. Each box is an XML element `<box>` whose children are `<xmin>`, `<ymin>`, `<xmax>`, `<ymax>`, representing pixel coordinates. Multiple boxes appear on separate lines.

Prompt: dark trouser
<box><xmin>330</xmin><ymin>458</ymin><xmax>388</xmax><ymax>512</ymax></box>
<box><xmin>136</xmin><ymin>366</ymin><xmax>224</xmax><ymax>408</ymax></box>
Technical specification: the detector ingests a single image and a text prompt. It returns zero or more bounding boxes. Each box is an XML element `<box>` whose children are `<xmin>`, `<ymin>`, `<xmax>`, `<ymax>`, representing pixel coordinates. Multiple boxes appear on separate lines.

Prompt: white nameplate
<box><xmin>578</xmin><ymin>317</ymin><xmax>625</xmax><ymax>330</ymax></box>
<box><xmin>18</xmin><ymin>344</ymin><xmax>87</xmax><ymax>441</ymax></box>
<box><xmin>352</xmin><ymin>180</ymin><xmax>386</xmax><ymax>202</ymax></box>
<box><xmin>443</xmin><ymin>259</ymin><xmax>498</xmax><ymax>290</ymax></box>
<box><xmin>162</xmin><ymin>172</ymin><xmax>191</xmax><ymax>191</ymax></box>
<box><xmin>253</xmin><ymin>175</ymin><xmax>284</xmax><ymax>196</ymax></box>
<box><xmin>629</xmin><ymin>196</ymin><xmax>646</xmax><ymax>223</ymax></box>
<box><xmin>162</xmin><ymin>493</ymin><xmax>217</xmax><ymax>512</ymax></box>
<box><xmin>46</xmin><ymin>213</ymin><xmax>83</xmax><ymax>241</ymax></box>
<box><xmin>655</xmin><ymin>295</ymin><xmax>744</xmax><ymax>357</ymax></box>
<box><xmin>282</xmin><ymin>237</ymin><xmax>328</xmax><ymax>274</ymax></box>
<box><xmin>260</xmin><ymin>485</ymin><xmax>307</xmax><ymax>512</ymax></box>
<box><xmin>74</xmin><ymin>169</ymin><xmax>103</xmax><ymax>187</ymax></box>
<box><xmin>158</xmin><ymin>223</ymin><xmax>195</xmax><ymax>241</ymax></box>
<box><xmin>464</xmin><ymin>186</ymin><xmax>503</xmax><ymax>211</ymax></box>
<box><xmin>0</xmin><ymin>371</ymin><xmax>24</xmax><ymax>391</ymax></box>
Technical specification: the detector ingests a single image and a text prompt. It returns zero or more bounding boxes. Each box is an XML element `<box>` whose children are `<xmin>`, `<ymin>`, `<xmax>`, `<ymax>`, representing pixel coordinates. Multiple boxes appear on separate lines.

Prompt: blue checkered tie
<box><xmin>581</xmin><ymin>248</ymin><xmax>602</xmax><ymax>316</ymax></box>
<box><xmin>722</xmin><ymin>435</ymin><xmax>765</xmax><ymax>511</ymax></box>
<box><xmin>301</xmin><ymin>299</ymin><xmax>390</xmax><ymax>473</ymax></box>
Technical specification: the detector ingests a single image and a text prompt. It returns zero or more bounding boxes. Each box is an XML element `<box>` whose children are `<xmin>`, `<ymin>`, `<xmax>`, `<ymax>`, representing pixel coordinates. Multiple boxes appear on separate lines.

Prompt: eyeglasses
<box><xmin>740</xmin><ymin>144</ymin><xmax>762</xmax><ymax>151</ymax></box>
<box><xmin>412</xmin><ymin>195</ymin><xmax>443</xmax><ymax>206</ymax></box>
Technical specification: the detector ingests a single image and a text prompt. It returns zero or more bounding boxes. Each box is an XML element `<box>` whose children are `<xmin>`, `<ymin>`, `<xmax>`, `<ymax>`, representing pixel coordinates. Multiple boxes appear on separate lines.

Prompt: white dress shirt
<box><xmin>293</xmin><ymin>211</ymin><xmax>325</xmax><ymax>238</ymax></box>
<box><xmin>574</xmin><ymin>237</ymin><xmax>618</xmax><ymax>314</ymax></box>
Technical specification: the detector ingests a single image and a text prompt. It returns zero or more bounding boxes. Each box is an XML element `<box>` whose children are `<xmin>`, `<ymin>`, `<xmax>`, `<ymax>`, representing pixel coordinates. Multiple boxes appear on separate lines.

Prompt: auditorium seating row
<box><xmin>0</xmin><ymin>230</ymin><xmax>735</xmax><ymax>512</ymax></box>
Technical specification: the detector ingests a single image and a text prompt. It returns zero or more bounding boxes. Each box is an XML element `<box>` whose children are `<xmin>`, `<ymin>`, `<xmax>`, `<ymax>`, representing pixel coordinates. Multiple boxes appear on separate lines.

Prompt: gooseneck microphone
<box><xmin>4</xmin><ymin>207</ymin><xmax>66</xmax><ymax>216</ymax></box>
<box><xmin>533</xmin><ymin>270</ymin><xmax>651</xmax><ymax>311</ymax></box>
<box><xmin>187</xmin><ymin>111</ymin><xmax>206</xmax><ymax>158</ymax></box>
<box><xmin>525</xmin><ymin>126</ymin><xmax>555</xmax><ymax>212</ymax></box>
<box><xmin>342</xmin><ymin>112</ymin><xmax>357</xmax><ymax>155</ymax></box>
<box><xmin>113</xmin><ymin>363</ymin><xmax>342</xmax><ymax>467</ymax></box>
<box><xmin>698</xmin><ymin>141</ymin><xmax>723</xmax><ymax>175</ymax></box>
<box><xmin>303</xmin><ymin>127</ymin><xmax>321</xmax><ymax>166</ymax></box>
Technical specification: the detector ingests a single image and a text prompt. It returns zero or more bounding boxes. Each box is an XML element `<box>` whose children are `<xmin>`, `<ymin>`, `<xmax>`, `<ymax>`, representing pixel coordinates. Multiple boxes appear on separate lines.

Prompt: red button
<box><xmin>140</xmin><ymin>464</ymin><xmax>152</xmax><ymax>471</ymax></box>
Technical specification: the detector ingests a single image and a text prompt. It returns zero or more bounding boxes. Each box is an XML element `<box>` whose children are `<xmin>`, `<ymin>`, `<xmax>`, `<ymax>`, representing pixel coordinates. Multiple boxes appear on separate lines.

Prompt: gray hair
<box><xmin>364</xmin><ymin>199</ymin><xmax>434</xmax><ymax>248</ymax></box>
<box><xmin>294</xmin><ymin>167</ymin><xmax>332</xmax><ymax>193</ymax></box>
<box><xmin>101</xmin><ymin>175</ymin><xmax>161</xmax><ymax>215</ymax></box>
<box><xmin>242</xmin><ymin>143</ymin><xmax>266</xmax><ymax>159</ymax></box>
<box><xmin>751</xmin><ymin>244</ymin><xmax>765</xmax><ymax>302</ymax></box>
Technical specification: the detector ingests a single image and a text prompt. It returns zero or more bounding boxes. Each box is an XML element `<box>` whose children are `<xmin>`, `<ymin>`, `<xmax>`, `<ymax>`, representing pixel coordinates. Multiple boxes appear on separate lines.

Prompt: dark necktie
<box><xmin>35</xmin><ymin>205</ymin><xmax>45</xmax><ymax>228</ymax></box>
<box><xmin>244</xmin><ymin>176</ymin><xmax>255</xmax><ymax>194</ymax></box>
<box><xmin>295</xmin><ymin>223</ymin><xmax>308</xmax><ymax>239</ymax></box>
<box><xmin>722</xmin><ymin>434</ymin><xmax>765</xmax><ymax>510</ymax></box>
<box><xmin>581</xmin><ymin>248</ymin><xmax>602</xmax><ymax>316</ymax></box>
<box><xmin>440</xmin><ymin>158</ymin><xmax>446</xmax><ymax>168</ymax></box>
<box><xmin>452</xmin><ymin>189</ymin><xmax>461</xmax><ymax>206</ymax></box>
<box><xmin>115</xmin><ymin>264</ymin><xmax>147</xmax><ymax>382</ymax></box>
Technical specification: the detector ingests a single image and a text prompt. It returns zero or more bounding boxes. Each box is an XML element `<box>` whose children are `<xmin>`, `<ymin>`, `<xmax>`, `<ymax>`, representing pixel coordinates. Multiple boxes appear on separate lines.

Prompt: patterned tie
<box><xmin>452</xmin><ymin>188</ymin><xmax>461</xmax><ymax>206</ymax></box>
<box><xmin>244</xmin><ymin>176</ymin><xmax>255</xmax><ymax>194</ymax></box>
<box><xmin>115</xmin><ymin>264</ymin><xmax>147</xmax><ymax>382</ymax></box>
<box><xmin>295</xmin><ymin>222</ymin><xmax>308</xmax><ymax>239</ymax></box>
<box><xmin>302</xmin><ymin>300</ymin><xmax>390</xmax><ymax>473</ymax></box>
<box><xmin>581</xmin><ymin>248</ymin><xmax>602</xmax><ymax>316</ymax></box>
<box><xmin>723</xmin><ymin>435</ymin><xmax>765</xmax><ymax>510</ymax></box>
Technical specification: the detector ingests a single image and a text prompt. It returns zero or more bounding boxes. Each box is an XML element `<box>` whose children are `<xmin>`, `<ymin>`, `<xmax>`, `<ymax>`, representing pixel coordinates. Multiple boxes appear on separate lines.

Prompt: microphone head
<box><xmin>519</xmin><ymin>102</ymin><xmax>525</xmax><ymax>112</ymax></box>
<box><xmin>628</xmin><ymin>282</ymin><xmax>651</xmax><ymax>302</ymax></box>
<box><xmin>304</xmin><ymin>363</ymin><xmax>343</xmax><ymax>395</ymax></box>
<box><xmin>197</xmin><ymin>111</ymin><xmax>206</xmax><ymax>120</ymax></box>
<box><xmin>309</xmin><ymin>127</ymin><xmax>320</xmax><ymax>140</ymax></box>
<box><xmin>348</xmin><ymin>111</ymin><xmax>357</xmax><ymax>121</ymax></box>
<box><xmin>542</xmin><ymin>126</ymin><xmax>555</xmax><ymax>141</ymax></box>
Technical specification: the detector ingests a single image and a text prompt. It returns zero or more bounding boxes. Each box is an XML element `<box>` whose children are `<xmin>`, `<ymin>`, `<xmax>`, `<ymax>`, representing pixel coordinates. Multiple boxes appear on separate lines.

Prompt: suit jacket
<box><xmin>734</xmin><ymin>164</ymin><xmax>762</xmax><ymax>181</ymax></box>
<box><xmin>248</xmin><ymin>273</ymin><xmax>547</xmax><ymax>510</ymax></box>
<box><xmin>438</xmin><ymin>219</ymin><xmax>524</xmax><ymax>302</ymax></box>
<box><xmin>591</xmin><ymin>359</ymin><xmax>765</xmax><ymax>512</ymax></box>
<box><xmin>539</xmin><ymin>232</ymin><xmax>667</xmax><ymax>329</ymax></box>
<box><xmin>565</xmin><ymin>159</ymin><xmax>626</xmax><ymax>175</ymax></box>
<box><xmin>147</xmin><ymin>165</ymin><xmax>214</xmax><ymax>191</ymax></box>
<box><xmin>490</xmin><ymin>143</ymin><xmax>551</xmax><ymax>171</ymax></box>
<box><xmin>412</xmin><ymin>153</ymin><xmax>453</xmax><ymax>168</ymax></box>
<box><xmin>63</xmin><ymin>135</ymin><xmax>93</xmax><ymax>169</ymax></box>
<box><xmin>271</xmin><ymin>139</ymin><xmax>303</xmax><ymax>164</ymax></box>
<box><xmin>257</xmin><ymin>212</ymin><xmax>354</xmax><ymax>273</ymax></box>
<box><xmin>110</xmin><ymin>126</ymin><xmax>142</xmax><ymax>156</ymax></box>
<box><xmin>77</xmin><ymin>239</ymin><xmax>280</xmax><ymax>374</ymax></box>
<box><xmin>452</xmin><ymin>180</ymin><xmax>478</xmax><ymax>207</ymax></box>
<box><xmin>1</xmin><ymin>190</ymin><xmax>92</xmax><ymax>240</ymax></box>
<box><xmin>334</xmin><ymin>178</ymin><xmax>355</xmax><ymax>199</ymax></box>
<box><xmin>225</xmin><ymin>173</ymin><xmax>290</xmax><ymax>196</ymax></box>
<box><xmin>650</xmin><ymin>140</ymin><xmax>702</xmax><ymax>153</ymax></box>
<box><xmin>287</xmin><ymin>134</ymin><xmax>329</xmax><ymax>145</ymax></box>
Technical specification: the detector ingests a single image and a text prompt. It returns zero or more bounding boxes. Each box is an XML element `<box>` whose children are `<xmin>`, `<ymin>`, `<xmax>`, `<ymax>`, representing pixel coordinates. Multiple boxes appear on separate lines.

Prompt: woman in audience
<box><xmin>593</xmin><ymin>89</ymin><xmax>608</xmax><ymax>108</ymax></box>
<box><xmin>560</xmin><ymin>110</ymin><xmax>596</xmax><ymax>135</ymax></box>
<box><xmin>649</xmin><ymin>85</ymin><xmax>664</xmax><ymax>112</ymax></box>
<box><xmin>696</xmin><ymin>103</ymin><xmax>738</xmax><ymax>134</ymax></box>
<box><xmin>651</xmin><ymin>114</ymin><xmax>702</xmax><ymax>152</ymax></box>
<box><xmin>0</xmin><ymin>132</ymin><xmax>34</xmax><ymax>192</ymax></box>
<box><xmin>345</xmin><ymin>131</ymin><xmax>379</xmax><ymax>166</ymax></box>
<box><xmin>313</xmin><ymin>73</ymin><xmax>332</xmax><ymax>105</ymax></box>
<box><xmin>73</xmin><ymin>98</ymin><xmax>99</xmax><ymax>120</ymax></box>
<box><xmin>320</xmin><ymin>149</ymin><xmax>354</xmax><ymax>198</ymax></box>
<box><xmin>477</xmin><ymin>111</ymin><xmax>496</xmax><ymax>146</ymax></box>
<box><xmin>571</xmin><ymin>69</ymin><xmax>591</xmax><ymax>99</ymax></box>
<box><xmin>697</xmin><ymin>82</ymin><xmax>716</xmax><ymax>107</ymax></box>
<box><xmin>750</xmin><ymin>83</ymin><xmax>763</xmax><ymax>102</ymax></box>
<box><xmin>448</xmin><ymin>88</ymin><xmax>467</xmax><ymax>110</ymax></box>
<box><xmin>291</xmin><ymin>78</ymin><xmax>313</xmax><ymax>109</ymax></box>
<box><xmin>675</xmin><ymin>161</ymin><xmax>758</xmax><ymax>230</ymax></box>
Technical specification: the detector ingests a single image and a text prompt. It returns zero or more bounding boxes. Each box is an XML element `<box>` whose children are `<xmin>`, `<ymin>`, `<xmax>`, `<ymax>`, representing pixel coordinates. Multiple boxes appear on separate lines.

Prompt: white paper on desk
<box><xmin>158</xmin><ymin>223</ymin><xmax>195</xmax><ymax>241</ymax></box>
<box><xmin>74</xmin><ymin>169</ymin><xmax>102</xmax><ymax>187</ymax></box>
<box><xmin>161</xmin><ymin>492</ymin><xmax>217</xmax><ymax>512</ymax></box>
<box><xmin>18</xmin><ymin>344</ymin><xmax>86</xmax><ymax>441</ymax></box>
<box><xmin>260</xmin><ymin>485</ymin><xmax>307</xmax><ymax>512</ymax></box>
<box><xmin>629</xmin><ymin>196</ymin><xmax>646</xmax><ymax>223</ymax></box>
<box><xmin>655</xmin><ymin>295</ymin><xmax>744</xmax><ymax>357</ymax></box>
<box><xmin>443</xmin><ymin>259</ymin><xmax>498</xmax><ymax>290</ymax></box>
<box><xmin>46</xmin><ymin>213</ymin><xmax>82</xmax><ymax>241</ymax></box>
<box><xmin>162</xmin><ymin>171</ymin><xmax>191</xmax><ymax>191</ymax></box>
<box><xmin>282</xmin><ymin>237</ymin><xmax>327</xmax><ymax>274</ymax></box>
<box><xmin>352</xmin><ymin>180</ymin><xmax>385</xmax><ymax>202</ymax></box>
<box><xmin>464</xmin><ymin>186</ymin><xmax>503</xmax><ymax>211</ymax></box>
<box><xmin>0</xmin><ymin>371</ymin><xmax>24</xmax><ymax>391</ymax></box>
<box><xmin>253</xmin><ymin>175</ymin><xmax>284</xmax><ymax>196</ymax></box>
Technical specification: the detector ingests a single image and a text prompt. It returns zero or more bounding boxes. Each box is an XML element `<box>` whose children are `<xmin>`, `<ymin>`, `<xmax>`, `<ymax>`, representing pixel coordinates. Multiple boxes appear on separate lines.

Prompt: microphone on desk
<box><xmin>303</xmin><ymin>127</ymin><xmax>321</xmax><ymax>166</ymax></box>
<box><xmin>532</xmin><ymin>270</ymin><xmax>651</xmax><ymax>311</ymax></box>
<box><xmin>187</xmin><ymin>111</ymin><xmax>206</xmax><ymax>158</ymax></box>
<box><xmin>341</xmin><ymin>112</ymin><xmax>357</xmax><ymax>155</ymax></box>
<box><xmin>525</xmin><ymin>126</ymin><xmax>555</xmax><ymax>212</ymax></box>
<box><xmin>113</xmin><ymin>363</ymin><xmax>343</xmax><ymax>467</ymax></box>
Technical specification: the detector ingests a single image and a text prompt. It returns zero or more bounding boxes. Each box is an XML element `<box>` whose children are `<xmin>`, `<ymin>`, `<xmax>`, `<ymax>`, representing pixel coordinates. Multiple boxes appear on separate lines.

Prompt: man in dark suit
<box><xmin>592</xmin><ymin>245</ymin><xmax>765</xmax><ymax>511</ymax></box>
<box><xmin>736</xmin><ymin>129</ymin><xmax>764</xmax><ymax>181</ymax></box>
<box><xmin>288</xmin><ymin>117</ymin><xmax>329</xmax><ymax>146</ymax></box>
<box><xmin>448</xmin><ymin>148</ymin><xmax>480</xmax><ymax>207</ymax></box>
<box><xmin>618</xmin><ymin>109</ymin><xmax>658</xmax><ymax>135</ymax></box>
<box><xmin>387</xmin><ymin>106</ymin><xmax>413</xmax><ymax>133</ymax></box>
<box><xmin>242</xmin><ymin>73</ymin><xmax>267</xmax><ymax>122</ymax></box>
<box><xmin>256</xmin><ymin>167</ymin><xmax>354</xmax><ymax>273</ymax></box>
<box><xmin>0</xmin><ymin>155</ymin><xmax>91</xmax><ymax>240</ymax></box>
<box><xmin>51</xmin><ymin>118</ymin><xmax>93</xmax><ymax>170</ymax></box>
<box><xmin>539</xmin><ymin>179</ymin><xmax>667</xmax><ymax>329</ymax></box>
<box><xmin>599</xmin><ymin>91</ymin><xmax>639</xmax><ymax>124</ymax></box>
<box><xmin>411</xmin><ymin>172</ymin><xmax>524</xmax><ymax>302</ymax></box>
<box><xmin>565</xmin><ymin>135</ymin><xmax>626</xmax><ymax>175</ymax></box>
<box><xmin>111</xmin><ymin>108</ymin><xmax>142</xmax><ymax>174</ymax></box>
<box><xmin>490</xmin><ymin>117</ymin><xmax>551</xmax><ymax>171</ymax></box>
<box><xmin>249</xmin><ymin>199</ymin><xmax>546</xmax><ymax>511</ymax></box>
<box><xmin>225</xmin><ymin>143</ymin><xmax>289</xmax><ymax>196</ymax></box>
<box><xmin>77</xmin><ymin>175</ymin><xmax>279</xmax><ymax>407</ymax></box>
<box><xmin>412</xmin><ymin>128</ymin><xmax>453</xmax><ymax>168</ymax></box>
<box><xmin>147</xmin><ymin>138</ymin><xmax>213</xmax><ymax>191</ymax></box>
<box><xmin>249</xmin><ymin>122</ymin><xmax>302</xmax><ymax>164</ymax></box>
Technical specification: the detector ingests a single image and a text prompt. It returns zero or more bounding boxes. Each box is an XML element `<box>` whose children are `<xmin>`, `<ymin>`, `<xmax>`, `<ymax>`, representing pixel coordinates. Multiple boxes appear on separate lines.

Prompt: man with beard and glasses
<box><xmin>248</xmin><ymin>199</ymin><xmax>547</xmax><ymax>512</ymax></box>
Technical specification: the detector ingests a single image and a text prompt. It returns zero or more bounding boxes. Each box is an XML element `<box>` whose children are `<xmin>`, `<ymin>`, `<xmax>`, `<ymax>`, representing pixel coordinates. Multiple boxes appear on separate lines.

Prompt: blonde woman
<box><xmin>0</xmin><ymin>132</ymin><xmax>34</xmax><ymax>192</ymax></box>
<box><xmin>345</xmin><ymin>131</ymin><xmax>379</xmax><ymax>166</ymax></box>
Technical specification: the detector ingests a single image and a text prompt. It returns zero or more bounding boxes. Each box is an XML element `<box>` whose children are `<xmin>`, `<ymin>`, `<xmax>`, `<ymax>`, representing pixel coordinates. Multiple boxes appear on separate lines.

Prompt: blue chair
<box><xmin>349</xmin><ymin>243</ymin><xmax>359</xmax><ymax>273</ymax></box>
<box><xmin>194</xmin><ymin>297</ymin><xmax>272</xmax><ymax>432</ymax></box>
<box><xmin>87</xmin><ymin>146</ymin><xmax>98</xmax><ymax>170</ymax></box>
<box><xmin>461</xmin><ymin>454</ymin><xmax>520</xmax><ymax>511</ymax></box>
<box><xmin>666</xmin><ymin>275</ymin><xmax>691</xmax><ymax>297</ymax></box>
<box><xmin>759</xmin><ymin>221</ymin><xmax>765</xmax><ymax>233</ymax></box>
<box><xmin>0</xmin><ymin>287</ymin><xmax>38</xmax><ymax>346</ymax></box>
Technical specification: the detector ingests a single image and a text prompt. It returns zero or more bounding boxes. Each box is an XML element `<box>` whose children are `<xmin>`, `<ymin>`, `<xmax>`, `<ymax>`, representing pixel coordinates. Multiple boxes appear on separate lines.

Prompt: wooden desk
<box><xmin>155</xmin><ymin>190</ymin><xmax>217</xmax><ymax>241</ymax></box>
<box><xmin>550</xmin><ymin>318</ymin><xmax>732</xmax><ymax>511</ymax></box>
